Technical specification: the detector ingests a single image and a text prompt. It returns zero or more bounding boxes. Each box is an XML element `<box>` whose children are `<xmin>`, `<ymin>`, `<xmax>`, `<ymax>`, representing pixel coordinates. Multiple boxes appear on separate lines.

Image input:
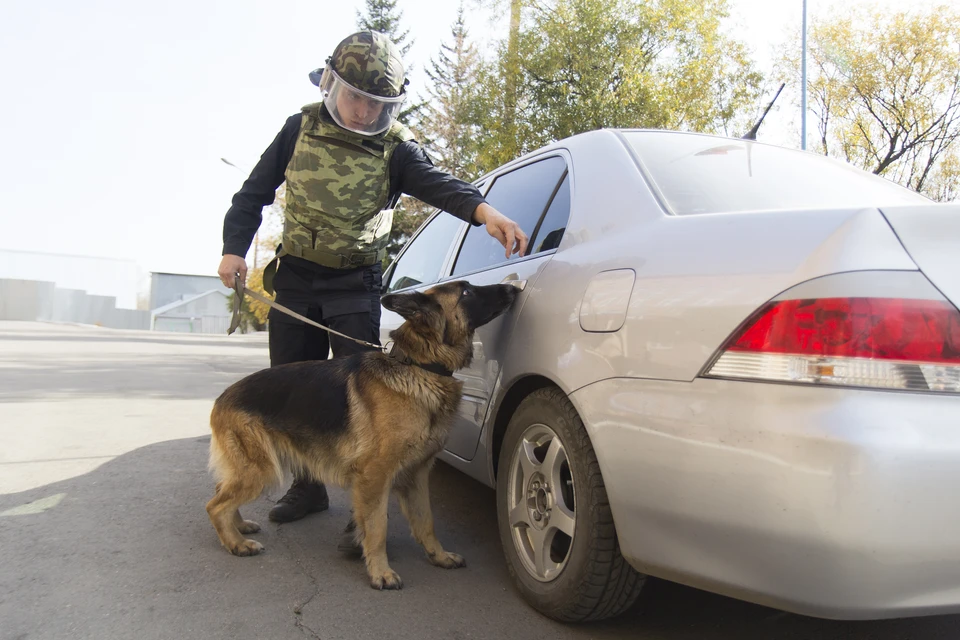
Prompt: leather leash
<box><xmin>227</xmin><ymin>273</ymin><xmax>455</xmax><ymax>376</ymax></box>
<box><xmin>228</xmin><ymin>274</ymin><xmax>385</xmax><ymax>351</ymax></box>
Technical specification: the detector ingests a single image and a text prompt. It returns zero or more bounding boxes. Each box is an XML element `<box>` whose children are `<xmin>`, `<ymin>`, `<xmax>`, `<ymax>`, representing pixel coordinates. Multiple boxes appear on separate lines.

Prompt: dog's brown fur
<box><xmin>205</xmin><ymin>280</ymin><xmax>517</xmax><ymax>589</ymax></box>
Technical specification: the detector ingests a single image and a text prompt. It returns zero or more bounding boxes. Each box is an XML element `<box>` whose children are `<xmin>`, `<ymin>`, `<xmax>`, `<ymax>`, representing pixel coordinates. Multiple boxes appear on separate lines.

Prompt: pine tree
<box><xmin>421</xmin><ymin>3</ymin><xmax>483</xmax><ymax>179</ymax></box>
<box><xmin>355</xmin><ymin>0</ymin><xmax>420</xmax><ymax>125</ymax></box>
<box><xmin>355</xmin><ymin>0</ymin><xmax>413</xmax><ymax>57</ymax></box>
<box><xmin>381</xmin><ymin>3</ymin><xmax>486</xmax><ymax>266</ymax></box>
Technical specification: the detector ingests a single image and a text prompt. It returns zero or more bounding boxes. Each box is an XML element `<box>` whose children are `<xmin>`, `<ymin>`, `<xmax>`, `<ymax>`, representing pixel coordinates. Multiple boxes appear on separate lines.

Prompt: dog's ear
<box><xmin>381</xmin><ymin>291</ymin><xmax>430</xmax><ymax>319</ymax></box>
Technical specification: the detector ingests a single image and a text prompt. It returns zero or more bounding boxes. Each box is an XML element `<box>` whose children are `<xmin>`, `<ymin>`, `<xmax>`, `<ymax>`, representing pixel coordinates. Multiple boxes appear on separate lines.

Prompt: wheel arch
<box><xmin>490</xmin><ymin>374</ymin><xmax>566</xmax><ymax>482</ymax></box>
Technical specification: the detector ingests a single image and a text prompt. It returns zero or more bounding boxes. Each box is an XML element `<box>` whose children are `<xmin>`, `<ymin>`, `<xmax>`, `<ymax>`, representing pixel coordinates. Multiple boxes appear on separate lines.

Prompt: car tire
<box><xmin>496</xmin><ymin>387</ymin><xmax>646</xmax><ymax>622</ymax></box>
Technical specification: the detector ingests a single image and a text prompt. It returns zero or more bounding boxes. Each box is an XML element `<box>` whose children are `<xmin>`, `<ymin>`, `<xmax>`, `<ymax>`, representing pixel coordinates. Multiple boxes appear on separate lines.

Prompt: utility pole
<box><xmin>801</xmin><ymin>0</ymin><xmax>808</xmax><ymax>150</ymax></box>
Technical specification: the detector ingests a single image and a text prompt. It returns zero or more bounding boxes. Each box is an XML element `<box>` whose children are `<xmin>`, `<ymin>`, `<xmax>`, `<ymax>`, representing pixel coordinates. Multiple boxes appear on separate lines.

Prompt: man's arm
<box><xmin>391</xmin><ymin>142</ymin><xmax>528</xmax><ymax>257</ymax></box>
<box><xmin>390</xmin><ymin>142</ymin><xmax>485</xmax><ymax>225</ymax></box>
<box><xmin>219</xmin><ymin>113</ymin><xmax>301</xmax><ymax>287</ymax></box>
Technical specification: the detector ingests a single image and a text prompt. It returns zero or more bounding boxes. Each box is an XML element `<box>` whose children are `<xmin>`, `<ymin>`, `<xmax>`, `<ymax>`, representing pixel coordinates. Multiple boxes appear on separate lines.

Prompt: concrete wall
<box><xmin>0</xmin><ymin>249</ymin><xmax>143</xmax><ymax>309</ymax></box>
<box><xmin>0</xmin><ymin>279</ymin><xmax>56</xmax><ymax>321</ymax></box>
<box><xmin>0</xmin><ymin>278</ymin><xmax>149</xmax><ymax>330</ymax></box>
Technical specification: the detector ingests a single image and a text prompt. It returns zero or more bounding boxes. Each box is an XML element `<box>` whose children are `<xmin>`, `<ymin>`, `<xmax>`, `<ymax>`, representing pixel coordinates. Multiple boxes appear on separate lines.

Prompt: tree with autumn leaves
<box><xmin>225</xmin><ymin>184</ymin><xmax>283</xmax><ymax>333</ymax></box>
<box><xmin>779</xmin><ymin>5</ymin><xmax>960</xmax><ymax>201</ymax></box>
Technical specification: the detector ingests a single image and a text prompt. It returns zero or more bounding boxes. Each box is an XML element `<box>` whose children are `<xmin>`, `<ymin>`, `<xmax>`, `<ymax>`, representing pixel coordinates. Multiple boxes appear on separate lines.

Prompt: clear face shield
<box><xmin>318</xmin><ymin>66</ymin><xmax>406</xmax><ymax>137</ymax></box>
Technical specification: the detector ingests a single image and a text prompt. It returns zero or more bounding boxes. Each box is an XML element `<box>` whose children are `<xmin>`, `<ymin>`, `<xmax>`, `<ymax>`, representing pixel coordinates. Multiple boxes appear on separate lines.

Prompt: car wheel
<box><xmin>496</xmin><ymin>387</ymin><xmax>646</xmax><ymax>622</ymax></box>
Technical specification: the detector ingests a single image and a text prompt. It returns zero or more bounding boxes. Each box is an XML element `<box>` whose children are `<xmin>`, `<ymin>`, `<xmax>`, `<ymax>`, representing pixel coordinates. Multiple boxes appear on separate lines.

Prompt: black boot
<box><xmin>268</xmin><ymin>477</ymin><xmax>329</xmax><ymax>523</ymax></box>
<box><xmin>338</xmin><ymin>517</ymin><xmax>363</xmax><ymax>557</ymax></box>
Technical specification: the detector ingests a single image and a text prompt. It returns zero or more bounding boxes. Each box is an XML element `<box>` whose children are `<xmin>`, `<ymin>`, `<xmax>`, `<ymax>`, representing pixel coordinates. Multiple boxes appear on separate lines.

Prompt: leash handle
<box><xmin>228</xmin><ymin>272</ymin><xmax>385</xmax><ymax>352</ymax></box>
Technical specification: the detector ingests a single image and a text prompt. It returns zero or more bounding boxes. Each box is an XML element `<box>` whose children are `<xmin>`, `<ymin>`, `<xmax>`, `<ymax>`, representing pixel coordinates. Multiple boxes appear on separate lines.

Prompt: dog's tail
<box><xmin>208</xmin><ymin>401</ymin><xmax>285</xmax><ymax>490</ymax></box>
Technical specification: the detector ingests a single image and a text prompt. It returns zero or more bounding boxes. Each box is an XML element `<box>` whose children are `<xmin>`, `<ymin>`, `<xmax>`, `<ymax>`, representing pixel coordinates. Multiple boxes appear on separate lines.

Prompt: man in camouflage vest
<box><xmin>218</xmin><ymin>31</ymin><xmax>528</xmax><ymax>528</ymax></box>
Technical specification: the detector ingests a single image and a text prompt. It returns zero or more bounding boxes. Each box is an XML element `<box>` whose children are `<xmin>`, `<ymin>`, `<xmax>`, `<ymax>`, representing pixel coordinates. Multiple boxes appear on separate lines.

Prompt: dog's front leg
<box><xmin>396</xmin><ymin>464</ymin><xmax>466</xmax><ymax>570</ymax></box>
<box><xmin>353</xmin><ymin>474</ymin><xmax>402</xmax><ymax>590</ymax></box>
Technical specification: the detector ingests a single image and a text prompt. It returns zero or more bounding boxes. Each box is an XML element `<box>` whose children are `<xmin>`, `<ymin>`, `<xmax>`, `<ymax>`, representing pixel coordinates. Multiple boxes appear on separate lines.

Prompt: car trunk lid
<box><xmin>881</xmin><ymin>205</ymin><xmax>960</xmax><ymax>309</ymax></box>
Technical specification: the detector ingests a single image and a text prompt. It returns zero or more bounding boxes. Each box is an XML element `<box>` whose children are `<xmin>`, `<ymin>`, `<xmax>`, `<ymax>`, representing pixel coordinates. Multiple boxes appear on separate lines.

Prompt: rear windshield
<box><xmin>622</xmin><ymin>131</ymin><xmax>928</xmax><ymax>216</ymax></box>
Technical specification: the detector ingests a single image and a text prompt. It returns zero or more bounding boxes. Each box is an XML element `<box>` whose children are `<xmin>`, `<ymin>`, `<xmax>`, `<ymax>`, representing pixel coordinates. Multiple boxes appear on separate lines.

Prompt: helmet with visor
<box><xmin>309</xmin><ymin>31</ymin><xmax>408</xmax><ymax>137</ymax></box>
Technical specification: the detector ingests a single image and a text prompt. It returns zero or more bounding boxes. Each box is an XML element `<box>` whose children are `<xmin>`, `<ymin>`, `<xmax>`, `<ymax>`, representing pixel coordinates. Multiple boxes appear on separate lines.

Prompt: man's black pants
<box><xmin>267</xmin><ymin>258</ymin><xmax>383</xmax><ymax>367</ymax></box>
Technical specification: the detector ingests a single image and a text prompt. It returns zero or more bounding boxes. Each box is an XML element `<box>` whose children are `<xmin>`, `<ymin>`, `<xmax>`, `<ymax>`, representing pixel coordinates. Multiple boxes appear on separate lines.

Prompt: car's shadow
<box><xmin>1</xmin><ymin>436</ymin><xmax>957</xmax><ymax>640</ymax></box>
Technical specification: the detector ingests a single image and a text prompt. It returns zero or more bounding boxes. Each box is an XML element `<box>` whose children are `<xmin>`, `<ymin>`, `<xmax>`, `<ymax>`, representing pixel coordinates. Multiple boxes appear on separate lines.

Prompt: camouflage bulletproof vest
<box><xmin>280</xmin><ymin>102</ymin><xmax>414</xmax><ymax>270</ymax></box>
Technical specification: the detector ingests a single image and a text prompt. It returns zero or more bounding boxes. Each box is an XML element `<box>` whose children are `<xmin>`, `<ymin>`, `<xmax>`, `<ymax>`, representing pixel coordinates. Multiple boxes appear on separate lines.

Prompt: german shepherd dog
<box><xmin>205</xmin><ymin>280</ymin><xmax>518</xmax><ymax>589</ymax></box>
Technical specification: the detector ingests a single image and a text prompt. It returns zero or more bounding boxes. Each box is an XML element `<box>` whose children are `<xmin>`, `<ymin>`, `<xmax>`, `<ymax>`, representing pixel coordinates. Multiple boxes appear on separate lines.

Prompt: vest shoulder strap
<box><xmin>300</xmin><ymin>102</ymin><xmax>323</xmax><ymax>117</ymax></box>
<box><xmin>386</xmin><ymin>121</ymin><xmax>416</xmax><ymax>143</ymax></box>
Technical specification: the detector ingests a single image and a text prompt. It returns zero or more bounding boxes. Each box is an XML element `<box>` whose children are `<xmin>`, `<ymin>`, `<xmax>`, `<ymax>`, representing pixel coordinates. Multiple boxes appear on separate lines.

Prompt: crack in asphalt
<box><xmin>274</xmin><ymin>521</ymin><xmax>323</xmax><ymax>640</ymax></box>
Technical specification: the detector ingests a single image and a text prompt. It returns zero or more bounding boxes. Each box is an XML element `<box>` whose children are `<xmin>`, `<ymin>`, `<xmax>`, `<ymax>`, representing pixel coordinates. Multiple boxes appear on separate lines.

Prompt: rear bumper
<box><xmin>571</xmin><ymin>377</ymin><xmax>960</xmax><ymax>619</ymax></box>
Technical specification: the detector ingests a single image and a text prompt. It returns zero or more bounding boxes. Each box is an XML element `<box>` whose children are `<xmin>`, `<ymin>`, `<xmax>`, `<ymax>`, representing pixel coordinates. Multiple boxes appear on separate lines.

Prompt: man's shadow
<box><xmin>1</xmin><ymin>435</ymin><xmax>956</xmax><ymax>640</ymax></box>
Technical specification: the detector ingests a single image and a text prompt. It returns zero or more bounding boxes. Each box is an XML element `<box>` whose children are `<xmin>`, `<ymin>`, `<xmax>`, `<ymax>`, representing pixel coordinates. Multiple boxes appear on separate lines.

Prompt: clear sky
<box><xmin>0</xmin><ymin>0</ymin><xmax>935</xmax><ymax>288</ymax></box>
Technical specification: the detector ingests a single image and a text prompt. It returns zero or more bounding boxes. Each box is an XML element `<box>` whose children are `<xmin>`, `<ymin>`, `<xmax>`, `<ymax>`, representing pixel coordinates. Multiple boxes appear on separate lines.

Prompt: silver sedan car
<box><xmin>378</xmin><ymin>129</ymin><xmax>960</xmax><ymax>622</ymax></box>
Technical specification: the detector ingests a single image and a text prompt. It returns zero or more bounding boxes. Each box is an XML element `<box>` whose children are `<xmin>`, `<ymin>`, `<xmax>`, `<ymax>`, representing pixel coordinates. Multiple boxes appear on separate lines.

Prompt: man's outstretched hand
<box><xmin>474</xmin><ymin>203</ymin><xmax>529</xmax><ymax>259</ymax></box>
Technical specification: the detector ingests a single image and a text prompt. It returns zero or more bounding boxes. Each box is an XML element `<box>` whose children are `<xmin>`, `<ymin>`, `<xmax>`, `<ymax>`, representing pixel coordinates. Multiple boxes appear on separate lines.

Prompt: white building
<box><xmin>149</xmin><ymin>271</ymin><xmax>231</xmax><ymax>310</ymax></box>
<box><xmin>148</xmin><ymin>272</ymin><xmax>235</xmax><ymax>334</ymax></box>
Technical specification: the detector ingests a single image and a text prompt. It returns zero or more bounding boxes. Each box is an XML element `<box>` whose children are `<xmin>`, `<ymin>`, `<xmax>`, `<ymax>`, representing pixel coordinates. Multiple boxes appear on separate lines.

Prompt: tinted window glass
<box><xmin>623</xmin><ymin>131</ymin><xmax>927</xmax><ymax>216</ymax></box>
<box><xmin>386</xmin><ymin>212</ymin><xmax>463</xmax><ymax>292</ymax></box>
<box><xmin>452</xmin><ymin>156</ymin><xmax>567</xmax><ymax>276</ymax></box>
<box><xmin>530</xmin><ymin>172</ymin><xmax>570</xmax><ymax>252</ymax></box>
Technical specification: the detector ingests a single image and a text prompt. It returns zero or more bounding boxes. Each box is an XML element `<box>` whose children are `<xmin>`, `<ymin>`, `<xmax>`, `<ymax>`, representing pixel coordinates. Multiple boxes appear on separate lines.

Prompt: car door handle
<box><xmin>500</xmin><ymin>275</ymin><xmax>527</xmax><ymax>291</ymax></box>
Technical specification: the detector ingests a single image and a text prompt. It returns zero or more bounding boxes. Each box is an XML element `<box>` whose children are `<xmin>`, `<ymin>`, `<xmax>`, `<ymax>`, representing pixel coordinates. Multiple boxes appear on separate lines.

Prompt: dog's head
<box><xmin>381</xmin><ymin>281</ymin><xmax>519</xmax><ymax>370</ymax></box>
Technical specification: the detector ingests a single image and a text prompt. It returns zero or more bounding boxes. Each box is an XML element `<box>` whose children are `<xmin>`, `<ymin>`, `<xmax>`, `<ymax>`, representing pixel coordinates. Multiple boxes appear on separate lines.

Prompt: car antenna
<box><xmin>741</xmin><ymin>83</ymin><xmax>785</xmax><ymax>141</ymax></box>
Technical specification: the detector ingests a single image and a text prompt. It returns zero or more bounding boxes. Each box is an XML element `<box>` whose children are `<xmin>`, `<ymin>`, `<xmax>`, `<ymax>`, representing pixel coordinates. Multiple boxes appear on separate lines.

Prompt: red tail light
<box><xmin>706</xmin><ymin>298</ymin><xmax>960</xmax><ymax>393</ymax></box>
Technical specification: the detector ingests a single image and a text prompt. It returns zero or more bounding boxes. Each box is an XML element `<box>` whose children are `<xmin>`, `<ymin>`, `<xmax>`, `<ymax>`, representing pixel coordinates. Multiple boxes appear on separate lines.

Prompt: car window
<box><xmin>622</xmin><ymin>131</ymin><xmax>927</xmax><ymax>215</ymax></box>
<box><xmin>529</xmin><ymin>172</ymin><xmax>570</xmax><ymax>252</ymax></box>
<box><xmin>385</xmin><ymin>211</ymin><xmax>463</xmax><ymax>292</ymax></box>
<box><xmin>452</xmin><ymin>156</ymin><xmax>567</xmax><ymax>277</ymax></box>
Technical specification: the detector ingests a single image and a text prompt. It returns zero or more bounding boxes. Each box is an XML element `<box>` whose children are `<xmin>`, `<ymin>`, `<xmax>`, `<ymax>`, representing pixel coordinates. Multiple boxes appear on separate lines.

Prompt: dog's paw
<box><xmin>369</xmin><ymin>569</ymin><xmax>403</xmax><ymax>590</ymax></box>
<box><xmin>429</xmin><ymin>551</ymin><xmax>466</xmax><ymax>569</ymax></box>
<box><xmin>237</xmin><ymin>520</ymin><xmax>261</xmax><ymax>534</ymax></box>
<box><xmin>230</xmin><ymin>539</ymin><xmax>264</xmax><ymax>557</ymax></box>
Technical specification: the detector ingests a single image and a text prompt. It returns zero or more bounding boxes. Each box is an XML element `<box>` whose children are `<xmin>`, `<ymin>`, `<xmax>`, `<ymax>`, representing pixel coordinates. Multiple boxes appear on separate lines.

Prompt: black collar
<box><xmin>387</xmin><ymin>345</ymin><xmax>455</xmax><ymax>377</ymax></box>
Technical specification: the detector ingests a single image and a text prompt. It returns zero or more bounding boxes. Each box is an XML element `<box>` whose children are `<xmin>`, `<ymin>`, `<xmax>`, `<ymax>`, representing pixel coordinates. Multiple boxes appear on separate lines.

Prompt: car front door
<box><xmin>439</xmin><ymin>154</ymin><xmax>572</xmax><ymax>461</ymax></box>
<box><xmin>377</xmin><ymin>208</ymin><xmax>476</xmax><ymax>445</ymax></box>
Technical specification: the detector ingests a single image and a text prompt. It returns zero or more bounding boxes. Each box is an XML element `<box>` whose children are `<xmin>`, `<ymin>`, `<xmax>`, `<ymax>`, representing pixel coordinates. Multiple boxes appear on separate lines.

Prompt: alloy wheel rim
<box><xmin>506</xmin><ymin>423</ymin><xmax>576</xmax><ymax>582</ymax></box>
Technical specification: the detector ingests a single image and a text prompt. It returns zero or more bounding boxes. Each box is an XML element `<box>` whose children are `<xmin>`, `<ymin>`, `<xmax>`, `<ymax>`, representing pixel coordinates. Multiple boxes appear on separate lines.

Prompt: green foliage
<box><xmin>469</xmin><ymin>0</ymin><xmax>765</xmax><ymax>170</ymax></box>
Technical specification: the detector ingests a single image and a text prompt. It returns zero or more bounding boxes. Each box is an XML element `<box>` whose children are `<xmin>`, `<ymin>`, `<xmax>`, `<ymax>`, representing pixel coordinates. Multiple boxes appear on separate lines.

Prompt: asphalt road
<box><xmin>1</xmin><ymin>321</ymin><xmax>958</xmax><ymax>640</ymax></box>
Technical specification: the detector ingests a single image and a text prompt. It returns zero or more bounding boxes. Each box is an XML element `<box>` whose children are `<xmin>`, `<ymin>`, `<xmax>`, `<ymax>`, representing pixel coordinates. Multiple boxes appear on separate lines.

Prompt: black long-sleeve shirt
<box><xmin>222</xmin><ymin>112</ymin><xmax>485</xmax><ymax>262</ymax></box>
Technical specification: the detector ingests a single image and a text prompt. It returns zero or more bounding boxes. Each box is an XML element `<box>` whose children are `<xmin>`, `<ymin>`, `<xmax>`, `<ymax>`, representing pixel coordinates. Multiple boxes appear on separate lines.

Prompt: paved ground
<box><xmin>1</xmin><ymin>321</ymin><xmax>959</xmax><ymax>640</ymax></box>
